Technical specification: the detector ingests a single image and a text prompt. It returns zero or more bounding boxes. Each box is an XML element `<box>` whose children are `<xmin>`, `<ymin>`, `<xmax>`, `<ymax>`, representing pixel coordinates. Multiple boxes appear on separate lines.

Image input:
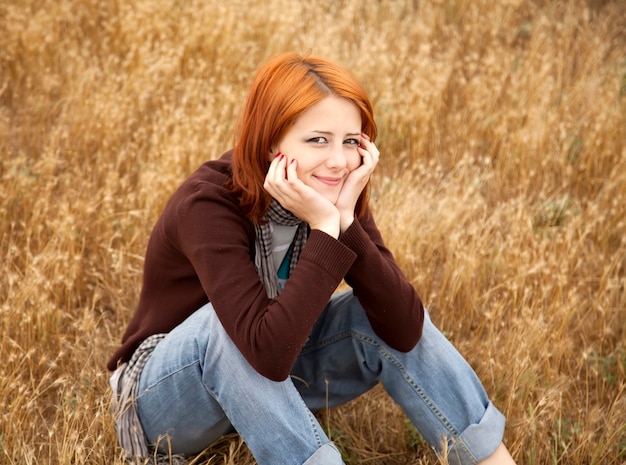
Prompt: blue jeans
<box><xmin>136</xmin><ymin>290</ymin><xmax>505</xmax><ymax>465</ymax></box>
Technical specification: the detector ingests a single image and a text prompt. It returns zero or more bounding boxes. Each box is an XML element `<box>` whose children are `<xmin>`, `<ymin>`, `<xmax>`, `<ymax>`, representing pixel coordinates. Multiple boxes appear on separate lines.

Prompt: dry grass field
<box><xmin>1</xmin><ymin>0</ymin><xmax>625</xmax><ymax>463</ymax></box>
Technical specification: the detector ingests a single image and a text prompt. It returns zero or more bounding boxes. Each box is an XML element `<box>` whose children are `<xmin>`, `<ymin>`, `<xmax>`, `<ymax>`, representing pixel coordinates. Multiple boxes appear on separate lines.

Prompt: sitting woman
<box><xmin>108</xmin><ymin>52</ymin><xmax>517</xmax><ymax>465</ymax></box>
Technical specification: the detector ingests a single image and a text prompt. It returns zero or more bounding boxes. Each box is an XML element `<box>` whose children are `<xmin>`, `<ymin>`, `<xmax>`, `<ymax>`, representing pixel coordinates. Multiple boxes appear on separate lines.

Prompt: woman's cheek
<box><xmin>348</xmin><ymin>151</ymin><xmax>362</xmax><ymax>170</ymax></box>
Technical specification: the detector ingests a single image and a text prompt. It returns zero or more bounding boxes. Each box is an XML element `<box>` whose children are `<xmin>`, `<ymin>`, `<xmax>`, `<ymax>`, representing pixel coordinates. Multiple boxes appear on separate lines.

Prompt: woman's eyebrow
<box><xmin>309</xmin><ymin>130</ymin><xmax>361</xmax><ymax>137</ymax></box>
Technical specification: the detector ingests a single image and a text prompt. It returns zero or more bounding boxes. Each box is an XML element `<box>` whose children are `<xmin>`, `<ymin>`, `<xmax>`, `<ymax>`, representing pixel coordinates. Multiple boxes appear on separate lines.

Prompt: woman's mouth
<box><xmin>314</xmin><ymin>176</ymin><xmax>343</xmax><ymax>187</ymax></box>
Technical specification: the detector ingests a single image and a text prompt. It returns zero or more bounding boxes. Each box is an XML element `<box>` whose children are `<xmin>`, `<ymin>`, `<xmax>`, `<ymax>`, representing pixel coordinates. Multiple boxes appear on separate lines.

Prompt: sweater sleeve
<box><xmin>177</xmin><ymin>184</ymin><xmax>356</xmax><ymax>381</ymax></box>
<box><xmin>339</xmin><ymin>207</ymin><xmax>424</xmax><ymax>352</ymax></box>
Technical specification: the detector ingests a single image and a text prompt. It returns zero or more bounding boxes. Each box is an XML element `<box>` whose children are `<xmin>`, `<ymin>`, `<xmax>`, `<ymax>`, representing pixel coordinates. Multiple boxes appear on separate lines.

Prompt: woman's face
<box><xmin>274</xmin><ymin>95</ymin><xmax>362</xmax><ymax>204</ymax></box>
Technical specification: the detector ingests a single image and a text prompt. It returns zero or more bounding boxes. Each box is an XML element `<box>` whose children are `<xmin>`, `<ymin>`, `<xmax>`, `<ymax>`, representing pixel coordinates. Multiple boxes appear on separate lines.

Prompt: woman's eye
<box><xmin>308</xmin><ymin>137</ymin><xmax>327</xmax><ymax>144</ymax></box>
<box><xmin>345</xmin><ymin>138</ymin><xmax>360</xmax><ymax>146</ymax></box>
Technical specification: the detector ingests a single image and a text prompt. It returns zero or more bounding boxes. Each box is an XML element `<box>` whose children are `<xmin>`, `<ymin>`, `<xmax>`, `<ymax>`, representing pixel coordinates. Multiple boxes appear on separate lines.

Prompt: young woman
<box><xmin>108</xmin><ymin>52</ymin><xmax>516</xmax><ymax>465</ymax></box>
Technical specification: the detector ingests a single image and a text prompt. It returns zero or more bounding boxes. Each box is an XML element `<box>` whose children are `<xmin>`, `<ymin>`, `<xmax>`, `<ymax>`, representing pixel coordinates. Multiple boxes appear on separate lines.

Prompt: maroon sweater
<box><xmin>107</xmin><ymin>151</ymin><xmax>424</xmax><ymax>381</ymax></box>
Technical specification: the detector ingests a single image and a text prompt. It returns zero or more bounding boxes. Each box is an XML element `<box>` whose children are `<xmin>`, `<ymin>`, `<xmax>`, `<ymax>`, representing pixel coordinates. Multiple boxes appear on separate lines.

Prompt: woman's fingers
<box><xmin>334</xmin><ymin>134</ymin><xmax>380</xmax><ymax>222</ymax></box>
<box><xmin>359</xmin><ymin>133</ymin><xmax>380</xmax><ymax>168</ymax></box>
<box><xmin>264</xmin><ymin>154</ymin><xmax>323</xmax><ymax>208</ymax></box>
<box><xmin>264</xmin><ymin>153</ymin><xmax>288</xmax><ymax>197</ymax></box>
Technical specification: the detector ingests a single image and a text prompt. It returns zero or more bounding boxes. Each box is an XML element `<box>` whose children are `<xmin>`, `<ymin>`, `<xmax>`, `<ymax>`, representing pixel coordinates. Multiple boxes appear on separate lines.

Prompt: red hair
<box><xmin>230</xmin><ymin>52</ymin><xmax>378</xmax><ymax>223</ymax></box>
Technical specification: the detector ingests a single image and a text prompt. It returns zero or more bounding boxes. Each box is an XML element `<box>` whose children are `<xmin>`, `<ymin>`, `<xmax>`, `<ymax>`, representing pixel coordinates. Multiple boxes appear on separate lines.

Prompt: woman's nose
<box><xmin>326</xmin><ymin>144</ymin><xmax>347</xmax><ymax>169</ymax></box>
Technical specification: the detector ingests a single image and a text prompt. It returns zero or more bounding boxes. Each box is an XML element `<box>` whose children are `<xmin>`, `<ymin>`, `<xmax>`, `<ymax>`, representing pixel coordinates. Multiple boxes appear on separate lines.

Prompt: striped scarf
<box><xmin>254</xmin><ymin>199</ymin><xmax>308</xmax><ymax>298</ymax></box>
<box><xmin>109</xmin><ymin>334</ymin><xmax>188</xmax><ymax>464</ymax></box>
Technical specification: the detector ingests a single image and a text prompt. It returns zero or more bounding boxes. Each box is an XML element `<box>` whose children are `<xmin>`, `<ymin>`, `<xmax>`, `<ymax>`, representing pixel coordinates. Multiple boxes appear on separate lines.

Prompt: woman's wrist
<box><xmin>339</xmin><ymin>212</ymin><xmax>355</xmax><ymax>233</ymax></box>
<box><xmin>309</xmin><ymin>212</ymin><xmax>341</xmax><ymax>239</ymax></box>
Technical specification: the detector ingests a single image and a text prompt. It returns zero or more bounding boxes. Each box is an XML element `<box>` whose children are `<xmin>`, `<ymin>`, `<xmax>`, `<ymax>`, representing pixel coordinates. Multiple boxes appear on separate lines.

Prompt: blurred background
<box><xmin>1</xmin><ymin>0</ymin><xmax>625</xmax><ymax>463</ymax></box>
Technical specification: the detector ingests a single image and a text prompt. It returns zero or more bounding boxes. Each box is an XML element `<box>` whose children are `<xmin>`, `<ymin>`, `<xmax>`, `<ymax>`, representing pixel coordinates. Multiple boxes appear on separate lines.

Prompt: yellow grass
<box><xmin>1</xmin><ymin>0</ymin><xmax>624</xmax><ymax>463</ymax></box>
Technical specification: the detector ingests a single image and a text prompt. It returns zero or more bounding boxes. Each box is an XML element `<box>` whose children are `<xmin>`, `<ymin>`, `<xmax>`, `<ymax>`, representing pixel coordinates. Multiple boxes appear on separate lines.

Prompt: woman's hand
<box><xmin>335</xmin><ymin>133</ymin><xmax>380</xmax><ymax>232</ymax></box>
<box><xmin>264</xmin><ymin>154</ymin><xmax>341</xmax><ymax>238</ymax></box>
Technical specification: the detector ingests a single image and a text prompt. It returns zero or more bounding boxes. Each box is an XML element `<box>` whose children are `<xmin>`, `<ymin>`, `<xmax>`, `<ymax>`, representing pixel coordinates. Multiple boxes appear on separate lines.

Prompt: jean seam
<box><xmin>302</xmin><ymin>329</ymin><xmax>463</xmax><ymax>440</ymax></box>
<box><xmin>300</xmin><ymin>393</ymin><xmax>324</xmax><ymax>447</ymax></box>
<box><xmin>300</xmin><ymin>329</ymin><xmax>353</xmax><ymax>353</ymax></box>
<box><xmin>450</xmin><ymin>439</ymin><xmax>479</xmax><ymax>465</ymax></box>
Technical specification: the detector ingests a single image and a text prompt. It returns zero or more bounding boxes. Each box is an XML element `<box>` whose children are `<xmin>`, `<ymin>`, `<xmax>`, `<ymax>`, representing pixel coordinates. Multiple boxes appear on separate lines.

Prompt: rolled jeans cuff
<box><xmin>448</xmin><ymin>401</ymin><xmax>506</xmax><ymax>465</ymax></box>
<box><xmin>302</xmin><ymin>442</ymin><xmax>344</xmax><ymax>465</ymax></box>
